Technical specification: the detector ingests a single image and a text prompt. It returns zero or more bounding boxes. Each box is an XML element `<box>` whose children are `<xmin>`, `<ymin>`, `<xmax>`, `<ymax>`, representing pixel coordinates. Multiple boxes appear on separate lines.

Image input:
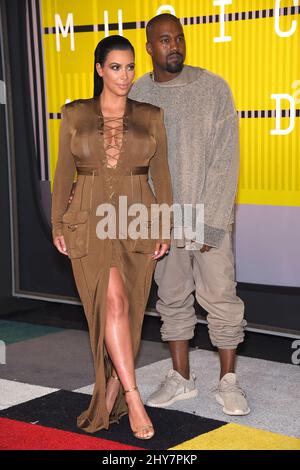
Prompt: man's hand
<box><xmin>68</xmin><ymin>182</ymin><xmax>77</xmax><ymax>205</ymax></box>
<box><xmin>53</xmin><ymin>235</ymin><xmax>68</xmax><ymax>256</ymax></box>
<box><xmin>152</xmin><ymin>242</ymin><xmax>170</xmax><ymax>260</ymax></box>
<box><xmin>200</xmin><ymin>244</ymin><xmax>212</xmax><ymax>253</ymax></box>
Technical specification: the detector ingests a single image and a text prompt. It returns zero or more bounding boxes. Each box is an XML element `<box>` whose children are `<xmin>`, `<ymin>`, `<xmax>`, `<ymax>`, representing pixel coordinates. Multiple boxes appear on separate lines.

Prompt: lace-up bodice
<box><xmin>102</xmin><ymin>116</ymin><xmax>127</xmax><ymax>169</ymax></box>
<box><xmin>97</xmin><ymin>114</ymin><xmax>129</xmax><ymax>204</ymax></box>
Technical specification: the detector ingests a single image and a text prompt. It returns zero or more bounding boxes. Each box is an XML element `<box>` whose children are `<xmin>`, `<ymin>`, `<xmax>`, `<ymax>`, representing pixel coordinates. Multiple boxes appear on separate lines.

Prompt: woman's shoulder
<box><xmin>61</xmin><ymin>97</ymin><xmax>94</xmax><ymax>115</ymax></box>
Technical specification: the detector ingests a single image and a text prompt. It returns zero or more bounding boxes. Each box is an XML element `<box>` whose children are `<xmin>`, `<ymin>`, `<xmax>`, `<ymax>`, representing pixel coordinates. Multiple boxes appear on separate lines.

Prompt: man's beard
<box><xmin>166</xmin><ymin>54</ymin><xmax>184</xmax><ymax>73</ymax></box>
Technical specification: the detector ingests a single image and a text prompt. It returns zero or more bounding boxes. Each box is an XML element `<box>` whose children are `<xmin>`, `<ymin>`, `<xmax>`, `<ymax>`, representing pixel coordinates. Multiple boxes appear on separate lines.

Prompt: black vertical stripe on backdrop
<box><xmin>36</xmin><ymin>0</ymin><xmax>49</xmax><ymax>181</ymax></box>
<box><xmin>0</xmin><ymin>3</ymin><xmax>12</xmax><ymax>299</ymax></box>
<box><xmin>26</xmin><ymin>0</ymin><xmax>41</xmax><ymax>179</ymax></box>
<box><xmin>3</xmin><ymin>0</ymin><xmax>78</xmax><ymax>297</ymax></box>
<box><xmin>27</xmin><ymin>0</ymin><xmax>42</xmax><ymax>180</ymax></box>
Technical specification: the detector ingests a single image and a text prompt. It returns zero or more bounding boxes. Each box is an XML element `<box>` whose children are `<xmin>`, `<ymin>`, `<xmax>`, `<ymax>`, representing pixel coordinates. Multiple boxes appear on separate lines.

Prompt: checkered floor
<box><xmin>0</xmin><ymin>311</ymin><xmax>299</xmax><ymax>450</ymax></box>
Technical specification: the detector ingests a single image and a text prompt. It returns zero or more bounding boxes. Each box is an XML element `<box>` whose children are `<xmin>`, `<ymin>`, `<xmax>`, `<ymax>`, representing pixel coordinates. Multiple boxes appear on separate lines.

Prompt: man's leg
<box><xmin>146</xmin><ymin>241</ymin><xmax>198</xmax><ymax>407</ymax></box>
<box><xmin>218</xmin><ymin>348</ymin><xmax>236</xmax><ymax>379</ymax></box>
<box><xmin>169</xmin><ymin>340</ymin><xmax>190</xmax><ymax>379</ymax></box>
<box><xmin>156</xmin><ymin>240</ymin><xmax>197</xmax><ymax>370</ymax></box>
<box><xmin>192</xmin><ymin>231</ymin><xmax>249</xmax><ymax>415</ymax></box>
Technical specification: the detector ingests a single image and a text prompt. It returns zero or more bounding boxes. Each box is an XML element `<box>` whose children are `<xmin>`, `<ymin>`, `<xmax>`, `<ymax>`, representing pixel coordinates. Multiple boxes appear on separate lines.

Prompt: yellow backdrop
<box><xmin>41</xmin><ymin>0</ymin><xmax>300</xmax><ymax>206</ymax></box>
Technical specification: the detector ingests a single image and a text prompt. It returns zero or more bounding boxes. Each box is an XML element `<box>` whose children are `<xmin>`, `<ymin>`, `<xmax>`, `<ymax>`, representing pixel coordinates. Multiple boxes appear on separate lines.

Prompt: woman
<box><xmin>51</xmin><ymin>35</ymin><xmax>172</xmax><ymax>439</ymax></box>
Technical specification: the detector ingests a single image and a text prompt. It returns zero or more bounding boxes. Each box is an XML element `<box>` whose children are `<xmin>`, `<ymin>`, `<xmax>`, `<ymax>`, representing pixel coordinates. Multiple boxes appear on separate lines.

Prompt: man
<box><xmin>129</xmin><ymin>13</ymin><xmax>250</xmax><ymax>416</ymax></box>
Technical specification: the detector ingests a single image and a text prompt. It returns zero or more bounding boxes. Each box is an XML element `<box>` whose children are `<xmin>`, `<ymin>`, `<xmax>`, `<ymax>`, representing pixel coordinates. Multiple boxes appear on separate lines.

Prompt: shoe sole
<box><xmin>215</xmin><ymin>393</ymin><xmax>251</xmax><ymax>416</ymax></box>
<box><xmin>146</xmin><ymin>388</ymin><xmax>199</xmax><ymax>408</ymax></box>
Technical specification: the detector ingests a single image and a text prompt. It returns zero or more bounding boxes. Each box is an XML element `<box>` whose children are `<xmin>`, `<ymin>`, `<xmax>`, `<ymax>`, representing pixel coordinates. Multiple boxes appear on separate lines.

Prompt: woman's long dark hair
<box><xmin>93</xmin><ymin>35</ymin><xmax>135</xmax><ymax>97</ymax></box>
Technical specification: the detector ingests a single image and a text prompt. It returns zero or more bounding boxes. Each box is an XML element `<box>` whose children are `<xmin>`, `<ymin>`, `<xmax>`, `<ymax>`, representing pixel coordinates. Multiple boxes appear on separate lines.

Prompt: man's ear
<box><xmin>146</xmin><ymin>42</ymin><xmax>153</xmax><ymax>57</ymax></box>
<box><xmin>95</xmin><ymin>63</ymin><xmax>103</xmax><ymax>77</ymax></box>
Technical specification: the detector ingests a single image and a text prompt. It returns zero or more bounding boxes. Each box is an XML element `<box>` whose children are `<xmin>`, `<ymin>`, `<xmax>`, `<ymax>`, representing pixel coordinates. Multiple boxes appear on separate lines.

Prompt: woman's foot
<box><xmin>124</xmin><ymin>386</ymin><xmax>154</xmax><ymax>440</ymax></box>
<box><xmin>106</xmin><ymin>374</ymin><xmax>120</xmax><ymax>415</ymax></box>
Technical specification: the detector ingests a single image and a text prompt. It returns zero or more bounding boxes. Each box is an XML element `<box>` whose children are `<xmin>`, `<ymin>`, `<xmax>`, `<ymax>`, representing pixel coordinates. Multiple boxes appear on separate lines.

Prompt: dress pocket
<box><xmin>62</xmin><ymin>210</ymin><xmax>90</xmax><ymax>259</ymax></box>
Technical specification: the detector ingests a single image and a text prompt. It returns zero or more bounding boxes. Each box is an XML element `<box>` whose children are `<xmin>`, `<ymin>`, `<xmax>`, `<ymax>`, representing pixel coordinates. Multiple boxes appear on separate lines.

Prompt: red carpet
<box><xmin>0</xmin><ymin>418</ymin><xmax>144</xmax><ymax>450</ymax></box>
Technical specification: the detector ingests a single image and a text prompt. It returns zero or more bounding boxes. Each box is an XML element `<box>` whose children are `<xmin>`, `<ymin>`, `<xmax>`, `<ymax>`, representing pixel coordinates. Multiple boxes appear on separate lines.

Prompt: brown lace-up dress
<box><xmin>51</xmin><ymin>97</ymin><xmax>172</xmax><ymax>433</ymax></box>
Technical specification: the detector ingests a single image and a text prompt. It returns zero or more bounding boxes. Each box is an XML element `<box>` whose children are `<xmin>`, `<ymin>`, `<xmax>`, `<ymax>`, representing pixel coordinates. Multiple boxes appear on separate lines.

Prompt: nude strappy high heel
<box><xmin>124</xmin><ymin>386</ymin><xmax>155</xmax><ymax>440</ymax></box>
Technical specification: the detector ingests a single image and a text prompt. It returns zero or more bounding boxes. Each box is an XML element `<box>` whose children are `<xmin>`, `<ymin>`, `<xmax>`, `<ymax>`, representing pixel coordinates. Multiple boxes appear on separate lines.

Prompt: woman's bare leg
<box><xmin>104</xmin><ymin>267</ymin><xmax>154</xmax><ymax>438</ymax></box>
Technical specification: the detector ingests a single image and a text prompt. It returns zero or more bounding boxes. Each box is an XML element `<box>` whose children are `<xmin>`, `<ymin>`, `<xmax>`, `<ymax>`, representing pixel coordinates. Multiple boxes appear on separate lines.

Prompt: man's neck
<box><xmin>151</xmin><ymin>67</ymin><xmax>183</xmax><ymax>83</ymax></box>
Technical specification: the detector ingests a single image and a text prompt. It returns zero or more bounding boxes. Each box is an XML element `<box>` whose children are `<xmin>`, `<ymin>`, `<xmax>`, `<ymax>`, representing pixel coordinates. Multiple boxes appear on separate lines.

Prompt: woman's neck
<box><xmin>100</xmin><ymin>89</ymin><xmax>127</xmax><ymax>117</ymax></box>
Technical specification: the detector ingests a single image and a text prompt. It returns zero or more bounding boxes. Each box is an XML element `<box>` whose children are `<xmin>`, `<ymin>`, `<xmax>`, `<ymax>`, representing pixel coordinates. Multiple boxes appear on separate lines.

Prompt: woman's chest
<box><xmin>69</xmin><ymin>114</ymin><xmax>156</xmax><ymax>165</ymax></box>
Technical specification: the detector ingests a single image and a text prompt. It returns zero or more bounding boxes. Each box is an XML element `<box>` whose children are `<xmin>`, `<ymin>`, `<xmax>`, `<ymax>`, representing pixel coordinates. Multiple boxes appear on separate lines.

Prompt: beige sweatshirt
<box><xmin>129</xmin><ymin>65</ymin><xmax>239</xmax><ymax>248</ymax></box>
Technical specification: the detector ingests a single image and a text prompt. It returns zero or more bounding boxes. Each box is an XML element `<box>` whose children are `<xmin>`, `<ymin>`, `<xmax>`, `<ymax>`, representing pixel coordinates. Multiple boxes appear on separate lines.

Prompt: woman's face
<box><xmin>96</xmin><ymin>49</ymin><xmax>135</xmax><ymax>97</ymax></box>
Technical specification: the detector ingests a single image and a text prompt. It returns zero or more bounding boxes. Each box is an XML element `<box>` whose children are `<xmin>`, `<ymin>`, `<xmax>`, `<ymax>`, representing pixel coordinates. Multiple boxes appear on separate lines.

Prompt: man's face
<box><xmin>146</xmin><ymin>19</ymin><xmax>186</xmax><ymax>74</ymax></box>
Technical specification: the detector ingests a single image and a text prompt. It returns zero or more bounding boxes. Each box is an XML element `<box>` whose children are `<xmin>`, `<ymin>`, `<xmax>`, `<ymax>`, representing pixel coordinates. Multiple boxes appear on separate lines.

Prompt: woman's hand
<box><xmin>53</xmin><ymin>235</ymin><xmax>68</xmax><ymax>256</ymax></box>
<box><xmin>152</xmin><ymin>242</ymin><xmax>170</xmax><ymax>260</ymax></box>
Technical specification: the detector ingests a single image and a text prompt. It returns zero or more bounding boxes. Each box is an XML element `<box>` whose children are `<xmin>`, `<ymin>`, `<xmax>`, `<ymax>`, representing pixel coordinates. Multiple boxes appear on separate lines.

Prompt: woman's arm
<box><xmin>149</xmin><ymin>107</ymin><xmax>173</xmax><ymax>251</ymax></box>
<box><xmin>51</xmin><ymin>105</ymin><xmax>76</xmax><ymax>241</ymax></box>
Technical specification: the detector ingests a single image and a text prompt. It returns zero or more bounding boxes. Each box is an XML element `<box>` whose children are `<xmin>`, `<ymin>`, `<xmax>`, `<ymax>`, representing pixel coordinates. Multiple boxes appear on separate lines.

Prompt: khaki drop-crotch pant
<box><xmin>154</xmin><ymin>231</ymin><xmax>246</xmax><ymax>349</ymax></box>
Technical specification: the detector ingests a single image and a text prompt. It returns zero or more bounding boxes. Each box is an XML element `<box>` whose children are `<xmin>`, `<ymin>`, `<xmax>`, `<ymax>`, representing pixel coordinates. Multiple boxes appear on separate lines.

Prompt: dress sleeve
<box><xmin>51</xmin><ymin>105</ymin><xmax>76</xmax><ymax>239</ymax></box>
<box><xmin>149</xmin><ymin>107</ymin><xmax>173</xmax><ymax>244</ymax></box>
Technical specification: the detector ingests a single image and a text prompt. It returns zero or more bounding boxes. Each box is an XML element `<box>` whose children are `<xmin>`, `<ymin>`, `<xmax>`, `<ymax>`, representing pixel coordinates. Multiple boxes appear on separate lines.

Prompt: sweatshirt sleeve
<box><xmin>51</xmin><ymin>105</ymin><xmax>76</xmax><ymax>239</ymax></box>
<box><xmin>203</xmin><ymin>85</ymin><xmax>239</xmax><ymax>247</ymax></box>
<box><xmin>149</xmin><ymin>108</ymin><xmax>173</xmax><ymax>244</ymax></box>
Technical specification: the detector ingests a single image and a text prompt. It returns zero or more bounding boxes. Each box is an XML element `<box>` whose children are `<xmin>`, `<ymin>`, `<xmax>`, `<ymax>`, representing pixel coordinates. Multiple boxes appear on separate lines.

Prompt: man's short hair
<box><xmin>146</xmin><ymin>13</ymin><xmax>181</xmax><ymax>42</ymax></box>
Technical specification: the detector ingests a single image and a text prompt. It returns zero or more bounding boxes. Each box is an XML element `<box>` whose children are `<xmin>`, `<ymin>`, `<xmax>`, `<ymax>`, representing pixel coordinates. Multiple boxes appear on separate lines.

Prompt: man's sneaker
<box><xmin>214</xmin><ymin>372</ymin><xmax>250</xmax><ymax>416</ymax></box>
<box><xmin>146</xmin><ymin>369</ymin><xmax>198</xmax><ymax>408</ymax></box>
